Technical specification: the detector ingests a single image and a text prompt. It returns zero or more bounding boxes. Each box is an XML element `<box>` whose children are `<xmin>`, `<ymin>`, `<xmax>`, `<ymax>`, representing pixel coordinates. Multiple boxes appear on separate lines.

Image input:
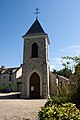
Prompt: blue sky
<box><xmin>0</xmin><ymin>0</ymin><xmax>80</xmax><ymax>70</ymax></box>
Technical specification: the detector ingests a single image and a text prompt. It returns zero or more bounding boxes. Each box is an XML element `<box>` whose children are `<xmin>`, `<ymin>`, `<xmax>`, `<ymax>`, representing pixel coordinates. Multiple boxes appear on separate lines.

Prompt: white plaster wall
<box><xmin>16</xmin><ymin>67</ymin><xmax>22</xmax><ymax>79</ymax></box>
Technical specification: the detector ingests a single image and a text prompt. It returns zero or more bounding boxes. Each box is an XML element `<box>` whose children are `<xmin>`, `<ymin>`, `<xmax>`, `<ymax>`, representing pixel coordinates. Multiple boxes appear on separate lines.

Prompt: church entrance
<box><xmin>30</xmin><ymin>72</ymin><xmax>40</xmax><ymax>99</ymax></box>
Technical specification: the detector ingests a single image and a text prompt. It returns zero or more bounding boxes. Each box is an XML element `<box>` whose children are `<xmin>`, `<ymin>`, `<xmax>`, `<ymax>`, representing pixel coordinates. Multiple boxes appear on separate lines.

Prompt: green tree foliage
<box><xmin>75</xmin><ymin>63</ymin><xmax>80</xmax><ymax>75</ymax></box>
<box><xmin>58</xmin><ymin>84</ymin><xmax>72</xmax><ymax>101</ymax></box>
<box><xmin>61</xmin><ymin>56</ymin><xmax>80</xmax><ymax>72</ymax></box>
<box><xmin>53</xmin><ymin>56</ymin><xmax>80</xmax><ymax>108</ymax></box>
<box><xmin>45</xmin><ymin>97</ymin><xmax>67</xmax><ymax>107</ymax></box>
<box><xmin>70</xmin><ymin>68</ymin><xmax>80</xmax><ymax>108</ymax></box>
<box><xmin>57</xmin><ymin>68</ymin><xmax>72</xmax><ymax>78</ymax></box>
<box><xmin>0</xmin><ymin>86</ymin><xmax>6</xmax><ymax>92</ymax></box>
<box><xmin>61</xmin><ymin>56</ymin><xmax>80</xmax><ymax>108</ymax></box>
<box><xmin>38</xmin><ymin>98</ymin><xmax>80</xmax><ymax>120</ymax></box>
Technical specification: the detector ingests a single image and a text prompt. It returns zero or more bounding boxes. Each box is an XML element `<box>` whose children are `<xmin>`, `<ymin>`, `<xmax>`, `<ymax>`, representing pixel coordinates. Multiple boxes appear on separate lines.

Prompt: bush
<box><xmin>45</xmin><ymin>97</ymin><xmax>67</xmax><ymax>107</ymax></box>
<box><xmin>70</xmin><ymin>84</ymin><xmax>80</xmax><ymax>109</ymax></box>
<box><xmin>0</xmin><ymin>86</ymin><xmax>5</xmax><ymax>93</ymax></box>
<box><xmin>38</xmin><ymin>101</ymin><xmax>80</xmax><ymax>120</ymax></box>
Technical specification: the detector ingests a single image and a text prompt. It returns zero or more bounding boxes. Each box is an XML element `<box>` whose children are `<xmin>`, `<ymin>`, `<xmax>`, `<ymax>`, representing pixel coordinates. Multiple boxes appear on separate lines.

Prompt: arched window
<box><xmin>32</xmin><ymin>42</ymin><xmax>38</xmax><ymax>57</ymax></box>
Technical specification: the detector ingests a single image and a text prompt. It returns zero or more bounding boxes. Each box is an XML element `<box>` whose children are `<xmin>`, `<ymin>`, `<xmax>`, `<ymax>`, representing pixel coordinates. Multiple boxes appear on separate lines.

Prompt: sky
<box><xmin>0</xmin><ymin>0</ymin><xmax>80</xmax><ymax>71</ymax></box>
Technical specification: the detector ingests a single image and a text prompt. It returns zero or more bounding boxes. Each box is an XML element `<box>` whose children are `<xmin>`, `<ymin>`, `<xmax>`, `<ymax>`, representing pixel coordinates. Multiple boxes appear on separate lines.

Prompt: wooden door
<box><xmin>30</xmin><ymin>72</ymin><xmax>40</xmax><ymax>98</ymax></box>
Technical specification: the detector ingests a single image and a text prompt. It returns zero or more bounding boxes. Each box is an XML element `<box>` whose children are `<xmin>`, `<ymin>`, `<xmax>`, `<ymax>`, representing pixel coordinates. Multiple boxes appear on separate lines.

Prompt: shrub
<box><xmin>0</xmin><ymin>86</ymin><xmax>5</xmax><ymax>92</ymax></box>
<box><xmin>70</xmin><ymin>84</ymin><xmax>80</xmax><ymax>109</ymax></box>
<box><xmin>38</xmin><ymin>102</ymin><xmax>80</xmax><ymax>120</ymax></box>
<box><xmin>45</xmin><ymin>97</ymin><xmax>67</xmax><ymax>107</ymax></box>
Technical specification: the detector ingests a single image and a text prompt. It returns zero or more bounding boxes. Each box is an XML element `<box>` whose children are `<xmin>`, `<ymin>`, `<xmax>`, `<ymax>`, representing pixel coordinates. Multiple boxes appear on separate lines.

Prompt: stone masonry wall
<box><xmin>21</xmin><ymin>35</ymin><xmax>49</xmax><ymax>98</ymax></box>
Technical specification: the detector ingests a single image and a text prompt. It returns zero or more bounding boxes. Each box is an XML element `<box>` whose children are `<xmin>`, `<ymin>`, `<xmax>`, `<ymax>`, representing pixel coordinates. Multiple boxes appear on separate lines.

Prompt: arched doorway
<box><xmin>30</xmin><ymin>72</ymin><xmax>40</xmax><ymax>98</ymax></box>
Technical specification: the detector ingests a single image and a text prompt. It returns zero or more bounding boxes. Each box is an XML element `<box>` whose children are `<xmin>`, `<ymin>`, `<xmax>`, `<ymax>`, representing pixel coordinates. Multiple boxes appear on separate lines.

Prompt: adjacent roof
<box><xmin>1</xmin><ymin>67</ymin><xmax>20</xmax><ymax>74</ymax></box>
<box><xmin>23</xmin><ymin>19</ymin><xmax>47</xmax><ymax>37</ymax></box>
<box><xmin>57</xmin><ymin>75</ymin><xmax>69</xmax><ymax>82</ymax></box>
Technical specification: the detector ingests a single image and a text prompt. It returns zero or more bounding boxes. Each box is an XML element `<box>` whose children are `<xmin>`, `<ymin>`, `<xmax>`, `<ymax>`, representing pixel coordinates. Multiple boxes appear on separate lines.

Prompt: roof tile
<box><xmin>23</xmin><ymin>19</ymin><xmax>46</xmax><ymax>37</ymax></box>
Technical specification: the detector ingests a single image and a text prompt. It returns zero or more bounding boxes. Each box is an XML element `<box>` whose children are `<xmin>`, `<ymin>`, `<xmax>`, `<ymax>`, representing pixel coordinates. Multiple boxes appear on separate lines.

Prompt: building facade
<box><xmin>0</xmin><ymin>66</ymin><xmax>21</xmax><ymax>92</ymax></box>
<box><xmin>49</xmin><ymin>72</ymin><xmax>69</xmax><ymax>97</ymax></box>
<box><xmin>21</xmin><ymin>19</ymin><xmax>50</xmax><ymax>98</ymax></box>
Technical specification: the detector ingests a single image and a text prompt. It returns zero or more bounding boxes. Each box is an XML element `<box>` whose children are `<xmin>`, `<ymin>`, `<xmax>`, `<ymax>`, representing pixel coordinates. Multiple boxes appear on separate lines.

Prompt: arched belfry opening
<box><xmin>32</xmin><ymin>42</ymin><xmax>38</xmax><ymax>58</ymax></box>
<box><xmin>30</xmin><ymin>72</ymin><xmax>40</xmax><ymax>98</ymax></box>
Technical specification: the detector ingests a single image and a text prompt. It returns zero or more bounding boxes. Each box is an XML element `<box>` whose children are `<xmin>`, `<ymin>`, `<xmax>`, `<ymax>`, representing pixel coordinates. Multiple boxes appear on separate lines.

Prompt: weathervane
<box><xmin>34</xmin><ymin>8</ymin><xmax>40</xmax><ymax>19</ymax></box>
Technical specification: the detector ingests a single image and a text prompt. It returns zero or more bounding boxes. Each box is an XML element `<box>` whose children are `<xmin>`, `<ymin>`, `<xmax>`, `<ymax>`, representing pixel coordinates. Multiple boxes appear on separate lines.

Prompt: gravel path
<box><xmin>0</xmin><ymin>99</ymin><xmax>46</xmax><ymax>120</ymax></box>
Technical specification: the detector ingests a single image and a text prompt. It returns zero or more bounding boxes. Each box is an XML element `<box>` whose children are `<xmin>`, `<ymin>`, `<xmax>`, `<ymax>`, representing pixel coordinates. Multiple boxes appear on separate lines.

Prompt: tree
<box><xmin>61</xmin><ymin>56</ymin><xmax>80</xmax><ymax>72</ymax></box>
<box><xmin>70</xmin><ymin>63</ymin><xmax>80</xmax><ymax>108</ymax></box>
<box><xmin>57</xmin><ymin>68</ymin><xmax>72</xmax><ymax>78</ymax></box>
<box><xmin>61</xmin><ymin>56</ymin><xmax>80</xmax><ymax>108</ymax></box>
<box><xmin>75</xmin><ymin>63</ymin><xmax>80</xmax><ymax>75</ymax></box>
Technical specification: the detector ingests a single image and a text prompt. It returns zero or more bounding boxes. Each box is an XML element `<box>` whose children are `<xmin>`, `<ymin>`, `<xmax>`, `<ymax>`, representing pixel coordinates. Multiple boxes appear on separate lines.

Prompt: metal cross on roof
<box><xmin>34</xmin><ymin>8</ymin><xmax>40</xmax><ymax>19</ymax></box>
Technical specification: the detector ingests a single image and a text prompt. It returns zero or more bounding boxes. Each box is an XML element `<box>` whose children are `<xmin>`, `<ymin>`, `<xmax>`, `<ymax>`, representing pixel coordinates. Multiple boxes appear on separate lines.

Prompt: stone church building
<box><xmin>21</xmin><ymin>18</ymin><xmax>50</xmax><ymax>98</ymax></box>
<box><xmin>21</xmin><ymin>18</ymin><xmax>69</xmax><ymax>99</ymax></box>
<box><xmin>0</xmin><ymin>16</ymin><xmax>69</xmax><ymax>98</ymax></box>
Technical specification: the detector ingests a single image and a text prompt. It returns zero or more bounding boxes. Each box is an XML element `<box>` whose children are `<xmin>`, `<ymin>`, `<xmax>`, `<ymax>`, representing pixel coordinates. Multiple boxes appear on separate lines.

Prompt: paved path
<box><xmin>0</xmin><ymin>99</ymin><xmax>47</xmax><ymax>120</ymax></box>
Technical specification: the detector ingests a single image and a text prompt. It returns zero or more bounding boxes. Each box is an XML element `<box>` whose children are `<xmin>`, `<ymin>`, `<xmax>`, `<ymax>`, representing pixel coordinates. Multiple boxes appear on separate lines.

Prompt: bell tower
<box><xmin>21</xmin><ymin>18</ymin><xmax>50</xmax><ymax>98</ymax></box>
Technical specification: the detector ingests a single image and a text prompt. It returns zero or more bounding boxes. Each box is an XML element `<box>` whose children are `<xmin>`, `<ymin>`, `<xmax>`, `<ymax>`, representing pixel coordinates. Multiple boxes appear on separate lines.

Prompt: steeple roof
<box><xmin>23</xmin><ymin>19</ymin><xmax>46</xmax><ymax>37</ymax></box>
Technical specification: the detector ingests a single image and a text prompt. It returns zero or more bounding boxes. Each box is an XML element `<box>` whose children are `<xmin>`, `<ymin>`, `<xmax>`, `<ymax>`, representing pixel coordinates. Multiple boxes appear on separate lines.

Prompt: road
<box><xmin>0</xmin><ymin>98</ymin><xmax>46</xmax><ymax>120</ymax></box>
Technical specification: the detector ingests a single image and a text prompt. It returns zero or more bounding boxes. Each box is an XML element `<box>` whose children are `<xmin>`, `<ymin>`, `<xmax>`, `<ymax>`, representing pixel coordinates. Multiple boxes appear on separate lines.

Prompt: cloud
<box><xmin>50</xmin><ymin>57</ymin><xmax>62</xmax><ymax>71</ymax></box>
<box><xmin>50</xmin><ymin>45</ymin><xmax>80</xmax><ymax>71</ymax></box>
<box><xmin>60</xmin><ymin>45</ymin><xmax>80</xmax><ymax>51</ymax></box>
<box><xmin>50</xmin><ymin>65</ymin><xmax>55</xmax><ymax>71</ymax></box>
<box><xmin>60</xmin><ymin>45</ymin><xmax>80</xmax><ymax>55</ymax></box>
<box><xmin>50</xmin><ymin>64</ymin><xmax>63</xmax><ymax>71</ymax></box>
<box><xmin>50</xmin><ymin>57</ymin><xmax>62</xmax><ymax>65</ymax></box>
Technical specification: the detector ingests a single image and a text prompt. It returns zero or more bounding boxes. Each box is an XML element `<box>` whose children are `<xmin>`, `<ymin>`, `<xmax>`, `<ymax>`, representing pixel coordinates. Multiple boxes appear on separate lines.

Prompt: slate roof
<box><xmin>23</xmin><ymin>19</ymin><xmax>46</xmax><ymax>37</ymax></box>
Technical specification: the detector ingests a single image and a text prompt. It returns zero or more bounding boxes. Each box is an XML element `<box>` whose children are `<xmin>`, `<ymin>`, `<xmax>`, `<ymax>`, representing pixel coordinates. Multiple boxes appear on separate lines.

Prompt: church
<box><xmin>0</xmin><ymin>11</ymin><xmax>69</xmax><ymax>98</ymax></box>
<box><xmin>20</xmin><ymin>10</ymin><xmax>70</xmax><ymax>99</ymax></box>
<box><xmin>21</xmin><ymin>17</ymin><xmax>50</xmax><ymax>99</ymax></box>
